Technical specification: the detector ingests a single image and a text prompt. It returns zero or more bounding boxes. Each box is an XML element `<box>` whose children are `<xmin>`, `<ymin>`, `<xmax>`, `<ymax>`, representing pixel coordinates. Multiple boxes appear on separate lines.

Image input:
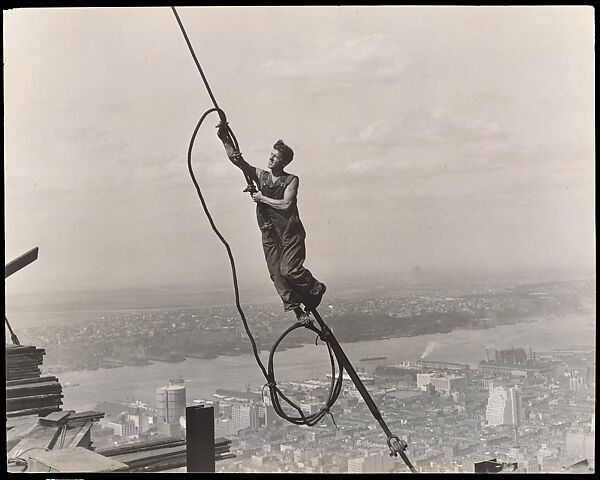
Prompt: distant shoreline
<box><xmin>55</xmin><ymin>313</ymin><xmax>597</xmax><ymax>413</ymax></box>
<box><xmin>6</xmin><ymin>275</ymin><xmax>595</xmax><ymax>317</ymax></box>
<box><xmin>41</xmin><ymin>313</ymin><xmax>595</xmax><ymax>375</ymax></box>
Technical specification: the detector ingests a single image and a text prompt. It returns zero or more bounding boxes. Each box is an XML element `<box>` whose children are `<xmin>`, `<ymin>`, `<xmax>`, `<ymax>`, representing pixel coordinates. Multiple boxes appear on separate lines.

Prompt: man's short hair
<box><xmin>274</xmin><ymin>139</ymin><xmax>294</xmax><ymax>165</ymax></box>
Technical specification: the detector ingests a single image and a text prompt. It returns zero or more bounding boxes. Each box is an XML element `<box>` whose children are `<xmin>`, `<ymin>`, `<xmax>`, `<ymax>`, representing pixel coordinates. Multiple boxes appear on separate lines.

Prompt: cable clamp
<box><xmin>319</xmin><ymin>328</ymin><xmax>332</xmax><ymax>342</ymax></box>
<box><xmin>387</xmin><ymin>435</ymin><xmax>407</xmax><ymax>456</ymax></box>
<box><xmin>262</xmin><ymin>380</ymin><xmax>277</xmax><ymax>398</ymax></box>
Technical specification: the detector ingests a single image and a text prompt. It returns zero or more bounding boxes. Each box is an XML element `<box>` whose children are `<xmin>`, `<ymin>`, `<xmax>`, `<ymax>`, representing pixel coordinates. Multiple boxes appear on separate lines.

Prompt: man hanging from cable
<box><xmin>217</xmin><ymin>124</ymin><xmax>326</xmax><ymax>324</ymax></box>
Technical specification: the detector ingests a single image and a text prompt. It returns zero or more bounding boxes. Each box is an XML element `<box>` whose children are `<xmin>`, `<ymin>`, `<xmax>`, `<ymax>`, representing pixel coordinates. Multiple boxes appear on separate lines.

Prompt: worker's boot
<box><xmin>304</xmin><ymin>283</ymin><xmax>327</xmax><ymax>310</ymax></box>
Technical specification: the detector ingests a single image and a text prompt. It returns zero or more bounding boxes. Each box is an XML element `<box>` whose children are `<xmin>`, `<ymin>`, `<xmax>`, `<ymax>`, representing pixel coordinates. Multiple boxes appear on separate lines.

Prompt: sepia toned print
<box><xmin>5</xmin><ymin>6</ymin><xmax>595</xmax><ymax>474</ymax></box>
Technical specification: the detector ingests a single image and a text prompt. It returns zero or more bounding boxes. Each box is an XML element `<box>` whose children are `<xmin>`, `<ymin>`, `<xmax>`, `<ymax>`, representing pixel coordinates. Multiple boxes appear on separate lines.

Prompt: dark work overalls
<box><xmin>256</xmin><ymin>170</ymin><xmax>323</xmax><ymax>312</ymax></box>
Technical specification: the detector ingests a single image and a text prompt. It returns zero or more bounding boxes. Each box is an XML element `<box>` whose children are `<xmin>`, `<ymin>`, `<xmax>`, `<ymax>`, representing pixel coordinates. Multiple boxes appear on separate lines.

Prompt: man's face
<box><xmin>268</xmin><ymin>149</ymin><xmax>287</xmax><ymax>170</ymax></box>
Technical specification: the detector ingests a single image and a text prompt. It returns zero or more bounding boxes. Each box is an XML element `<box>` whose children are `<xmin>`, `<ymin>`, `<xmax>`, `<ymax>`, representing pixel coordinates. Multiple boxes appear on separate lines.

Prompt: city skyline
<box><xmin>35</xmin><ymin>329</ymin><xmax>599</xmax><ymax>473</ymax></box>
<box><xmin>7</xmin><ymin>275</ymin><xmax>595</xmax><ymax>472</ymax></box>
<box><xmin>4</xmin><ymin>6</ymin><xmax>595</xmax><ymax>300</ymax></box>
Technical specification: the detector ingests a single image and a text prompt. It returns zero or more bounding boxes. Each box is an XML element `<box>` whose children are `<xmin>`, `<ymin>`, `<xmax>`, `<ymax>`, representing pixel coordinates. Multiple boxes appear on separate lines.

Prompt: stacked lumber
<box><xmin>6</xmin><ymin>344</ymin><xmax>63</xmax><ymax>417</ymax></box>
<box><xmin>5</xmin><ymin>344</ymin><xmax>46</xmax><ymax>380</ymax></box>
<box><xmin>96</xmin><ymin>436</ymin><xmax>234</xmax><ymax>472</ymax></box>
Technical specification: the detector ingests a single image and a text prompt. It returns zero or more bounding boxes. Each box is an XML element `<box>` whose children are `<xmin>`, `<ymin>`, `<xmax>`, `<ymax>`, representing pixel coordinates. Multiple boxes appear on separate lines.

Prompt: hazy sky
<box><xmin>4</xmin><ymin>6</ymin><xmax>595</xmax><ymax>299</ymax></box>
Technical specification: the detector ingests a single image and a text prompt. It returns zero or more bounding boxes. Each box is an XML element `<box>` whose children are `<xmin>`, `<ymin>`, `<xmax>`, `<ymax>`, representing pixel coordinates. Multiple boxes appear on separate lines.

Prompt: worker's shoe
<box><xmin>304</xmin><ymin>283</ymin><xmax>327</xmax><ymax>310</ymax></box>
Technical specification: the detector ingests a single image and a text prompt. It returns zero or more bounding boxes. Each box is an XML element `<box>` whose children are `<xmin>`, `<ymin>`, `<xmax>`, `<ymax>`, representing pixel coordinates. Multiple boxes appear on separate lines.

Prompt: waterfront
<box><xmin>56</xmin><ymin>313</ymin><xmax>595</xmax><ymax>411</ymax></box>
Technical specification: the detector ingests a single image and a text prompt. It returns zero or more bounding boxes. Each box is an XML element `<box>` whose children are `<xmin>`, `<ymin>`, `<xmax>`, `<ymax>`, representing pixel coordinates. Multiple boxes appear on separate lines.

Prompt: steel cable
<box><xmin>171</xmin><ymin>11</ymin><xmax>417</xmax><ymax>469</ymax></box>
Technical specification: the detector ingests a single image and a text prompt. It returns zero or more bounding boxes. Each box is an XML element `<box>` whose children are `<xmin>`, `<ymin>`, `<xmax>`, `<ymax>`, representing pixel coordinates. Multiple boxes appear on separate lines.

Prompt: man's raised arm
<box><xmin>217</xmin><ymin>123</ymin><xmax>260</xmax><ymax>183</ymax></box>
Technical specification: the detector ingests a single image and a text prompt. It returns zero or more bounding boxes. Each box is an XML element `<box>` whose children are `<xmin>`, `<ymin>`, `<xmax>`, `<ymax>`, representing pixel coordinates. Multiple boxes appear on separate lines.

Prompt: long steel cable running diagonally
<box><xmin>171</xmin><ymin>6</ymin><xmax>344</xmax><ymax>429</ymax></box>
<box><xmin>170</xmin><ymin>6</ymin><xmax>416</xmax><ymax>472</ymax></box>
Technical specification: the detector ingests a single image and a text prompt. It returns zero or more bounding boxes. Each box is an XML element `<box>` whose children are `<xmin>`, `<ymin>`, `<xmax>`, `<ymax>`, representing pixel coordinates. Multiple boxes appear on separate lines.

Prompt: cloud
<box><xmin>336</xmin><ymin>118</ymin><xmax>396</xmax><ymax>146</ymax></box>
<box><xmin>337</xmin><ymin>107</ymin><xmax>507</xmax><ymax>149</ymax></box>
<box><xmin>331</xmin><ymin>107</ymin><xmax>512</xmax><ymax>182</ymax></box>
<box><xmin>344</xmin><ymin>158</ymin><xmax>387</xmax><ymax>174</ymax></box>
<box><xmin>262</xmin><ymin>32</ymin><xmax>406</xmax><ymax>94</ymax></box>
<box><xmin>398</xmin><ymin>108</ymin><xmax>507</xmax><ymax>146</ymax></box>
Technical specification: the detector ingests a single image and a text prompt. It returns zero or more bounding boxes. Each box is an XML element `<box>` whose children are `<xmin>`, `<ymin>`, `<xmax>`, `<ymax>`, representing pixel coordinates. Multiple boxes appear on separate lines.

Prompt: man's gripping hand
<box><xmin>216</xmin><ymin>121</ymin><xmax>230</xmax><ymax>141</ymax></box>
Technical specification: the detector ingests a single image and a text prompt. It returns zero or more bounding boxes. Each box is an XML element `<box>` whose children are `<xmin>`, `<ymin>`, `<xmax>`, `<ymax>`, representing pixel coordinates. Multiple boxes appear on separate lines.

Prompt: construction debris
<box><xmin>7</xmin><ymin>410</ymin><xmax>106</xmax><ymax>467</ymax></box>
<box><xmin>97</xmin><ymin>436</ymin><xmax>234</xmax><ymax>472</ymax></box>
<box><xmin>27</xmin><ymin>447</ymin><xmax>129</xmax><ymax>473</ymax></box>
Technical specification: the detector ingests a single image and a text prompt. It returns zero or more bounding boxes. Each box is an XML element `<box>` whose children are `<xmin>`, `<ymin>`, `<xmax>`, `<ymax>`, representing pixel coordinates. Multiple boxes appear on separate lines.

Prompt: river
<box><xmin>57</xmin><ymin>313</ymin><xmax>595</xmax><ymax>411</ymax></box>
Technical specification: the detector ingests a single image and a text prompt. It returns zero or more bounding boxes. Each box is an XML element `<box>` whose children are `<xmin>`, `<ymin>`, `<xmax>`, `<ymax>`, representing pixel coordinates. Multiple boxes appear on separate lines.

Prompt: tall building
<box><xmin>431</xmin><ymin>375</ymin><xmax>467</xmax><ymax>394</ymax></box>
<box><xmin>587</xmin><ymin>363</ymin><xmax>596</xmax><ymax>387</ymax></box>
<box><xmin>300</xmin><ymin>402</ymin><xmax>321</xmax><ymax>415</ymax></box>
<box><xmin>219</xmin><ymin>403</ymin><xmax>233</xmax><ymax>418</ymax></box>
<box><xmin>417</xmin><ymin>373</ymin><xmax>432</xmax><ymax>390</ymax></box>
<box><xmin>515</xmin><ymin>455</ymin><xmax>539</xmax><ymax>473</ymax></box>
<box><xmin>129</xmin><ymin>412</ymin><xmax>150</xmax><ymax>434</ymax></box>
<box><xmin>257</xmin><ymin>404</ymin><xmax>279</xmax><ymax>429</ymax></box>
<box><xmin>568</xmin><ymin>375</ymin><xmax>588</xmax><ymax>391</ymax></box>
<box><xmin>565</xmin><ymin>430</ymin><xmax>595</xmax><ymax>463</ymax></box>
<box><xmin>347</xmin><ymin>453</ymin><xmax>395</xmax><ymax>473</ymax></box>
<box><xmin>215</xmin><ymin>417</ymin><xmax>238</xmax><ymax>438</ymax></box>
<box><xmin>485</xmin><ymin>385</ymin><xmax>524</xmax><ymax>426</ymax></box>
<box><xmin>156</xmin><ymin>380</ymin><xmax>186</xmax><ymax>438</ymax></box>
<box><xmin>417</xmin><ymin>373</ymin><xmax>466</xmax><ymax>394</ymax></box>
<box><xmin>156</xmin><ymin>380</ymin><xmax>187</xmax><ymax>425</ymax></box>
<box><xmin>107</xmin><ymin>420</ymin><xmax>138</xmax><ymax>438</ymax></box>
<box><xmin>231</xmin><ymin>404</ymin><xmax>259</xmax><ymax>431</ymax></box>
